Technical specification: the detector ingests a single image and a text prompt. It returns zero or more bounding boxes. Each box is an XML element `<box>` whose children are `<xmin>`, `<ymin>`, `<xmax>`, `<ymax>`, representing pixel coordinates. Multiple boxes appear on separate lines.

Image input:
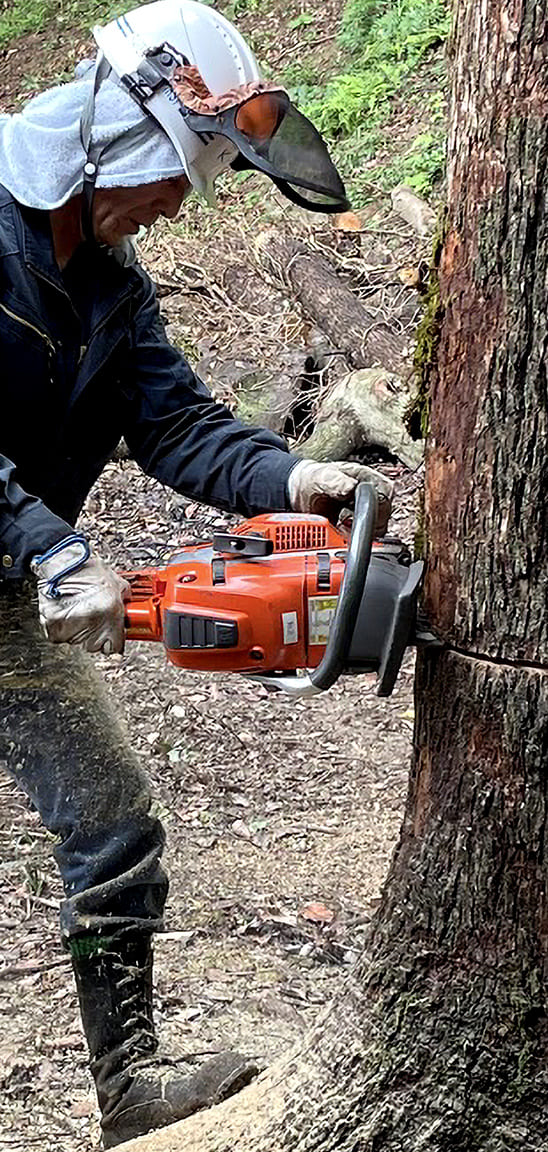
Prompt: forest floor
<box><xmin>0</xmin><ymin>0</ymin><xmax>442</xmax><ymax>1147</ymax></box>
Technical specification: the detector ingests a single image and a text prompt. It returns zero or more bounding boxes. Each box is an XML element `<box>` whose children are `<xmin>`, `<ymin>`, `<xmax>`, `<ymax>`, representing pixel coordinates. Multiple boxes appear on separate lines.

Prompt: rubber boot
<box><xmin>70</xmin><ymin>931</ymin><xmax>259</xmax><ymax>1148</ymax></box>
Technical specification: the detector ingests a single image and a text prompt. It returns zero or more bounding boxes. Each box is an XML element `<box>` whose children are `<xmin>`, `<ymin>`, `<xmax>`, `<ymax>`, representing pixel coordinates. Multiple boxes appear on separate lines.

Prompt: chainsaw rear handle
<box><xmin>248</xmin><ymin>481</ymin><xmax>378</xmax><ymax>698</ymax></box>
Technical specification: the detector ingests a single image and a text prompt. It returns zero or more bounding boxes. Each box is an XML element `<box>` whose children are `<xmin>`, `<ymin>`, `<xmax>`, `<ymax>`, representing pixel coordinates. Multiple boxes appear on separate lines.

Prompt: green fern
<box><xmin>341</xmin><ymin>0</ymin><xmax>449</xmax><ymax>63</ymax></box>
<box><xmin>305</xmin><ymin>71</ymin><xmax>393</xmax><ymax>138</ymax></box>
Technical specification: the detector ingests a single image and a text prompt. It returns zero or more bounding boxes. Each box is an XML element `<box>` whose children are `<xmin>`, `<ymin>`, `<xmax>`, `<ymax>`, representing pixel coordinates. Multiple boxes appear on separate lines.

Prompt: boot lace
<box><xmin>110</xmin><ymin>954</ymin><xmax>157</xmax><ymax>1061</ymax></box>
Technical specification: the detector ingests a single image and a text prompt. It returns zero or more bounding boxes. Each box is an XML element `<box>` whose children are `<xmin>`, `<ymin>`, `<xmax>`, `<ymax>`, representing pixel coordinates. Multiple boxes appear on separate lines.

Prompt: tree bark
<box><xmin>126</xmin><ymin>1</ymin><xmax>548</xmax><ymax>1148</ymax></box>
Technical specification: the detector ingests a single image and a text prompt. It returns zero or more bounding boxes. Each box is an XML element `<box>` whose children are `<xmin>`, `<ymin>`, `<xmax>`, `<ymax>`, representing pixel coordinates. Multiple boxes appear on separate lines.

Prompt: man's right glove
<box><xmin>287</xmin><ymin>459</ymin><xmax>394</xmax><ymax>535</ymax></box>
<box><xmin>31</xmin><ymin>534</ymin><xmax>130</xmax><ymax>655</ymax></box>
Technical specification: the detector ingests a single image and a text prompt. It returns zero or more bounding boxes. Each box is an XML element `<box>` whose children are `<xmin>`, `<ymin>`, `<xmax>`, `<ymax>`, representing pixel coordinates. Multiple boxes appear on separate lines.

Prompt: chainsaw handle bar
<box><xmin>310</xmin><ymin>481</ymin><xmax>377</xmax><ymax>690</ymax></box>
<box><xmin>248</xmin><ymin>481</ymin><xmax>378</xmax><ymax>698</ymax></box>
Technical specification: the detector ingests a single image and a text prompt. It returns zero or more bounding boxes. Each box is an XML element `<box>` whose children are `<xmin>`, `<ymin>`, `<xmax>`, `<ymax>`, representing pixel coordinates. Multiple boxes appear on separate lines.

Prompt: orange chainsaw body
<box><xmin>123</xmin><ymin>513</ymin><xmax>360</xmax><ymax>673</ymax></box>
<box><xmin>122</xmin><ymin>485</ymin><xmax>429</xmax><ymax>698</ymax></box>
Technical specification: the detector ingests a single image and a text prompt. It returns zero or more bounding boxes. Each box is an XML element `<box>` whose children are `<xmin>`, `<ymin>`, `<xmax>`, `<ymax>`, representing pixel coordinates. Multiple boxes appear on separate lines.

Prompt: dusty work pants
<box><xmin>0</xmin><ymin>582</ymin><xmax>168</xmax><ymax>942</ymax></box>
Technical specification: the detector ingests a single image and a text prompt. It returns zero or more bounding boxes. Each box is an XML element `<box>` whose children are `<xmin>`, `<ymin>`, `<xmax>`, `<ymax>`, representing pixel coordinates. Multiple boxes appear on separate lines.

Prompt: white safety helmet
<box><xmin>92</xmin><ymin>0</ymin><xmax>259</xmax><ymax>201</ymax></box>
<box><xmin>80</xmin><ymin>0</ymin><xmax>348</xmax><ymax>236</ymax></box>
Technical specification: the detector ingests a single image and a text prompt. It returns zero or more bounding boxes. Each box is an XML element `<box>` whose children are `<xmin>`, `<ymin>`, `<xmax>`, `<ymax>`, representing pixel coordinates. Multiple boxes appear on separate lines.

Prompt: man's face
<box><xmin>92</xmin><ymin>175</ymin><xmax>192</xmax><ymax>245</ymax></box>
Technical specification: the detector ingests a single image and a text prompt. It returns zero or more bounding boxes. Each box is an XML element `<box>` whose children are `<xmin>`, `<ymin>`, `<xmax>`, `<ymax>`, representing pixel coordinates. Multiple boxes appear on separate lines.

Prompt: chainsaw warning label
<box><xmin>308</xmin><ymin>596</ymin><xmax>339</xmax><ymax>645</ymax></box>
<box><xmin>282</xmin><ymin>611</ymin><xmax>299</xmax><ymax>644</ymax></box>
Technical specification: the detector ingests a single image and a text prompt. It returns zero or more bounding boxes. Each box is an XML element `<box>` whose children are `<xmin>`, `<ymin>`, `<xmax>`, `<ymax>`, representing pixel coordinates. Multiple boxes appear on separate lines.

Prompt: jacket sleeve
<box><xmin>121</xmin><ymin>273</ymin><xmax>298</xmax><ymax>517</ymax></box>
<box><xmin>0</xmin><ymin>453</ymin><xmax>74</xmax><ymax>579</ymax></box>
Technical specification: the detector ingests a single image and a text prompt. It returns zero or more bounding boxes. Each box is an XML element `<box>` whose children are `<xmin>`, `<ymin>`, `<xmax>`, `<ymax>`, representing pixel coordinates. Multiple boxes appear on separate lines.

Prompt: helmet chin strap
<box><xmin>79</xmin><ymin>53</ymin><xmax>113</xmax><ymax>243</ymax></box>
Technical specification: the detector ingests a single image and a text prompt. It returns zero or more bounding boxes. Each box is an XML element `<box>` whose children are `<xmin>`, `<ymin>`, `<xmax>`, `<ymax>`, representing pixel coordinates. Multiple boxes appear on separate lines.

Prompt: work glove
<box><xmin>288</xmin><ymin>459</ymin><xmax>394</xmax><ymax>535</ymax></box>
<box><xmin>31</xmin><ymin>534</ymin><xmax>130</xmax><ymax>655</ymax></box>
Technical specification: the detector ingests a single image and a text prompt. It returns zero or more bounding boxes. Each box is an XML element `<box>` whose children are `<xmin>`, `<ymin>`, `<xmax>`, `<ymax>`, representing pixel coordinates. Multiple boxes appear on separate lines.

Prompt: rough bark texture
<box><xmin>424</xmin><ymin>0</ymin><xmax>548</xmax><ymax>662</ymax></box>
<box><xmin>125</xmin><ymin>2</ymin><xmax>548</xmax><ymax>1148</ymax></box>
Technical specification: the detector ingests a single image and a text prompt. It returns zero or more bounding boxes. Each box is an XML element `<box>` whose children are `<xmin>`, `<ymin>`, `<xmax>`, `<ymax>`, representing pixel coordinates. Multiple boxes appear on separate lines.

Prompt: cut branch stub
<box><xmin>298</xmin><ymin>369</ymin><xmax>424</xmax><ymax>470</ymax></box>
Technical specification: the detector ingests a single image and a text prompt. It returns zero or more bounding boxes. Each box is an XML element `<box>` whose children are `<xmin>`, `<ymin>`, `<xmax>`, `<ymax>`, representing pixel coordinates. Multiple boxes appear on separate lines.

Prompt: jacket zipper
<box><xmin>0</xmin><ymin>300</ymin><xmax>56</xmax><ymax>358</ymax></box>
<box><xmin>74</xmin><ymin>291</ymin><xmax>132</xmax><ymax>373</ymax></box>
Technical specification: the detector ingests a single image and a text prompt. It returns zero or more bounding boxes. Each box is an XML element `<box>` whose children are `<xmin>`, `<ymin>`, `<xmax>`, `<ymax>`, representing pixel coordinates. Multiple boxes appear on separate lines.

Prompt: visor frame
<box><xmin>180</xmin><ymin>93</ymin><xmax>350</xmax><ymax>213</ymax></box>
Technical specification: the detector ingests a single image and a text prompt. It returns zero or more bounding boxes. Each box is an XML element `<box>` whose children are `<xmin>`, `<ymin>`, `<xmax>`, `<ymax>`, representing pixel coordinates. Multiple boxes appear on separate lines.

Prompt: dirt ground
<box><xmin>0</xmin><ymin>3</ymin><xmax>427</xmax><ymax>1147</ymax></box>
<box><xmin>0</xmin><ymin>457</ymin><xmax>420</xmax><ymax>1151</ymax></box>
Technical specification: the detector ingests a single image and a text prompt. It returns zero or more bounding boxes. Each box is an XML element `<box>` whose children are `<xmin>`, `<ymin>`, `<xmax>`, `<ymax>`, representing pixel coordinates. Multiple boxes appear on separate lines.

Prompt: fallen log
<box><xmin>298</xmin><ymin>368</ymin><xmax>423</xmax><ymax>470</ymax></box>
<box><xmin>255</xmin><ymin>234</ymin><xmax>410</xmax><ymax>376</ymax></box>
<box><xmin>191</xmin><ymin>263</ymin><xmax>329</xmax><ymax>435</ymax></box>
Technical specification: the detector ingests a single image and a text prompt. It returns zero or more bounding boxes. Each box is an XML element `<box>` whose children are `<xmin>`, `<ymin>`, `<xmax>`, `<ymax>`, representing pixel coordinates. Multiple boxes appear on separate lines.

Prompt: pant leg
<box><xmin>0</xmin><ymin>581</ymin><xmax>168</xmax><ymax>943</ymax></box>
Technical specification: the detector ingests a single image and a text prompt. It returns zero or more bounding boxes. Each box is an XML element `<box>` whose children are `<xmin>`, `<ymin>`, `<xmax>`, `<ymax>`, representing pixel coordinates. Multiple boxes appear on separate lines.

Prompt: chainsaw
<box><xmin>122</xmin><ymin>483</ymin><xmax>435</xmax><ymax>698</ymax></box>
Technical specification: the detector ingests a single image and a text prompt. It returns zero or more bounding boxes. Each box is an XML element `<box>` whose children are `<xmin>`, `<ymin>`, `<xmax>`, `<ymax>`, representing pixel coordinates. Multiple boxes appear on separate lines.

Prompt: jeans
<box><xmin>0</xmin><ymin>582</ymin><xmax>168</xmax><ymax>941</ymax></box>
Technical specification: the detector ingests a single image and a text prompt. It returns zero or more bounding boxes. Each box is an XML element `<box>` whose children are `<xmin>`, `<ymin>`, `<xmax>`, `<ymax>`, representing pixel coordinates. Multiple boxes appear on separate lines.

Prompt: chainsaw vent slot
<box><xmin>126</xmin><ymin>574</ymin><xmax>157</xmax><ymax>600</ymax></box>
<box><xmin>275</xmin><ymin>524</ymin><xmax>328</xmax><ymax>551</ymax></box>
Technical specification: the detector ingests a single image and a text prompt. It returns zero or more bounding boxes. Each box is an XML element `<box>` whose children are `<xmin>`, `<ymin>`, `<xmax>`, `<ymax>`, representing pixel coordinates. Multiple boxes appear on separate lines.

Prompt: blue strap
<box><xmin>33</xmin><ymin>534</ymin><xmax>91</xmax><ymax>600</ymax></box>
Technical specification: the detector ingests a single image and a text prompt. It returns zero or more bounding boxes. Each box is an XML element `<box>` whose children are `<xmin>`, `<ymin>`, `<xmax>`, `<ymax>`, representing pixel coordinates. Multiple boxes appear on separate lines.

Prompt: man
<box><xmin>0</xmin><ymin>2</ymin><xmax>393</xmax><ymax>1145</ymax></box>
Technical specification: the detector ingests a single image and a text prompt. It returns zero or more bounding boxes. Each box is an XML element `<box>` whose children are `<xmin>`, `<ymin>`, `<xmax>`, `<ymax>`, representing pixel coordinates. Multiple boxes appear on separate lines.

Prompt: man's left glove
<box><xmin>288</xmin><ymin>459</ymin><xmax>394</xmax><ymax>535</ymax></box>
<box><xmin>31</xmin><ymin>534</ymin><xmax>130</xmax><ymax>655</ymax></box>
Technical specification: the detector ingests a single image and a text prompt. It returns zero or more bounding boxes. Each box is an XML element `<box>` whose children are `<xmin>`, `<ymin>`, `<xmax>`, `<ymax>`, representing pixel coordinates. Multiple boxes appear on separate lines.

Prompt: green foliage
<box><xmin>283</xmin><ymin>58</ymin><xmax>324</xmax><ymax>88</ymax></box>
<box><xmin>374</xmin><ymin>129</ymin><xmax>445</xmax><ymax>194</ymax></box>
<box><xmin>291</xmin><ymin>0</ymin><xmax>450</xmax><ymax>200</ymax></box>
<box><xmin>289</xmin><ymin>12</ymin><xmax>317</xmax><ymax>29</ymax></box>
<box><xmin>0</xmin><ymin>0</ymin><xmax>134</xmax><ymax>49</ymax></box>
<box><xmin>305</xmin><ymin>71</ymin><xmax>392</xmax><ymax>138</ymax></box>
<box><xmin>339</xmin><ymin>0</ymin><xmax>379</xmax><ymax>48</ymax></box>
<box><xmin>340</xmin><ymin>0</ymin><xmax>449</xmax><ymax>64</ymax></box>
<box><xmin>224</xmin><ymin>0</ymin><xmax>271</xmax><ymax>18</ymax></box>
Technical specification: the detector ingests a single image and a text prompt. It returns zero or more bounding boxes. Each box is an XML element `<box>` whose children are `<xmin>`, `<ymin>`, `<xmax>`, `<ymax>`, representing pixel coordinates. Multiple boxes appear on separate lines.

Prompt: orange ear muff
<box><xmin>235</xmin><ymin>92</ymin><xmax>283</xmax><ymax>143</ymax></box>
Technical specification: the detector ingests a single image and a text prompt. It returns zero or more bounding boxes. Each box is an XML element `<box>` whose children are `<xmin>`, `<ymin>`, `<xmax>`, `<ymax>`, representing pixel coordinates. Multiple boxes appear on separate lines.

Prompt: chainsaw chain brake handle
<box><xmin>248</xmin><ymin>482</ymin><xmax>432</xmax><ymax>699</ymax></box>
<box><xmin>247</xmin><ymin>482</ymin><xmax>379</xmax><ymax>699</ymax></box>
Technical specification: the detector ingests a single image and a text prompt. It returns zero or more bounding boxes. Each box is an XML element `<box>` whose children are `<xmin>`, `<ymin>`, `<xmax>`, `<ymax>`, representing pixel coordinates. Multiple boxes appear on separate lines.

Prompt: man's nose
<box><xmin>161</xmin><ymin>176</ymin><xmax>192</xmax><ymax>218</ymax></box>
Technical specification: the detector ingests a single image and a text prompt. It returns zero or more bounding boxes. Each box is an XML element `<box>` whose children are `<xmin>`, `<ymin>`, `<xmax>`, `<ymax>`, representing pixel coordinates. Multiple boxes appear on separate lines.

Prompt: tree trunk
<box><xmin>125</xmin><ymin>1</ymin><xmax>548</xmax><ymax>1147</ymax></box>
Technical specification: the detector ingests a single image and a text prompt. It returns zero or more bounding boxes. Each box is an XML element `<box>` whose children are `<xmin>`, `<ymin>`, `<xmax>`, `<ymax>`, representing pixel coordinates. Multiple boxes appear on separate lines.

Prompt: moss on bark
<box><xmin>404</xmin><ymin>211</ymin><xmax>447</xmax><ymax>440</ymax></box>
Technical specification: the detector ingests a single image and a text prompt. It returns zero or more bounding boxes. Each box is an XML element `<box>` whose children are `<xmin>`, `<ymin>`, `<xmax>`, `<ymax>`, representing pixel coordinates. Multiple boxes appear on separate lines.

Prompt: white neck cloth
<box><xmin>0</xmin><ymin>60</ymin><xmax>186</xmax><ymax>210</ymax></box>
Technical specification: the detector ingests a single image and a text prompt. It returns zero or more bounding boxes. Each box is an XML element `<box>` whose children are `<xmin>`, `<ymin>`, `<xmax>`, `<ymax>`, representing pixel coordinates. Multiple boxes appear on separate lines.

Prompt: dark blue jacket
<box><xmin>0</xmin><ymin>185</ymin><xmax>295</xmax><ymax>579</ymax></box>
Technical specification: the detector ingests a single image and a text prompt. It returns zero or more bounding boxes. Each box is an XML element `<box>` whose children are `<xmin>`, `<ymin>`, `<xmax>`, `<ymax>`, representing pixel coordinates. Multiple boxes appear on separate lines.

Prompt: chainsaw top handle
<box><xmin>248</xmin><ymin>480</ymin><xmax>378</xmax><ymax>698</ymax></box>
<box><xmin>310</xmin><ymin>481</ymin><xmax>377</xmax><ymax>691</ymax></box>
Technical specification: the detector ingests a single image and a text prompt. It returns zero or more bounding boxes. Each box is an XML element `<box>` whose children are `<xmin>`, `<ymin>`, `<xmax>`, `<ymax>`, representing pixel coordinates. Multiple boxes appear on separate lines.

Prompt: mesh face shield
<box><xmin>80</xmin><ymin>47</ymin><xmax>349</xmax><ymax>215</ymax></box>
<box><xmin>172</xmin><ymin>72</ymin><xmax>350</xmax><ymax>212</ymax></box>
